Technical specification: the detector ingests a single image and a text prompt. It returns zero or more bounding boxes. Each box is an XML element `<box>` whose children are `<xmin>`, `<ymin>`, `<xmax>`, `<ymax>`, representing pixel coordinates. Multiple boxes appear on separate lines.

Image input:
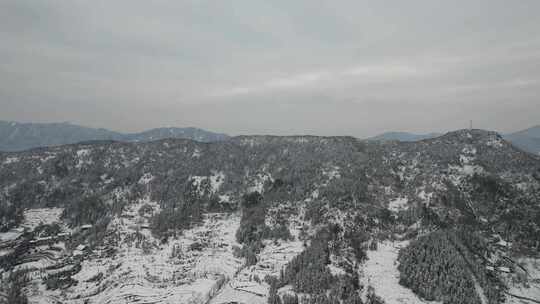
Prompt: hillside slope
<box><xmin>0</xmin><ymin>129</ymin><xmax>539</xmax><ymax>304</ymax></box>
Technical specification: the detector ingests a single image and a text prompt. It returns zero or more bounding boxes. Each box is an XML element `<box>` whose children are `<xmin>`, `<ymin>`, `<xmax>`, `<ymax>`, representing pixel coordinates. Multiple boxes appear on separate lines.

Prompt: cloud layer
<box><xmin>1</xmin><ymin>0</ymin><xmax>539</xmax><ymax>136</ymax></box>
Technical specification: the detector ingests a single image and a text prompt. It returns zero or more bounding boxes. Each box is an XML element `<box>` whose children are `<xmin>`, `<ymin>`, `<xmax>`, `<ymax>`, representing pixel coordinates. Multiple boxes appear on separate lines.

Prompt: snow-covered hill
<box><xmin>1</xmin><ymin>129</ymin><xmax>539</xmax><ymax>304</ymax></box>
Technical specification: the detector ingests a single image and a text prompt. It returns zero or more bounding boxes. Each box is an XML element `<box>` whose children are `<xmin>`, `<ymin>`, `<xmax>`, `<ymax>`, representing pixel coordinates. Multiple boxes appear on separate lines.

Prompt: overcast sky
<box><xmin>1</xmin><ymin>0</ymin><xmax>539</xmax><ymax>137</ymax></box>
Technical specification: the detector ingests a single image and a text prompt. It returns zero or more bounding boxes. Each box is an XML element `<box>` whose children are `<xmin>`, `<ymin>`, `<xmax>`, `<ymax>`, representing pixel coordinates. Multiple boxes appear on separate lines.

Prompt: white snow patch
<box><xmin>75</xmin><ymin>148</ymin><xmax>93</xmax><ymax>168</ymax></box>
<box><xmin>322</xmin><ymin>165</ymin><xmax>341</xmax><ymax>180</ymax></box>
<box><xmin>100</xmin><ymin>173</ymin><xmax>114</xmax><ymax>184</ymax></box>
<box><xmin>210</xmin><ymin>171</ymin><xmax>225</xmax><ymax>193</ymax></box>
<box><xmin>22</xmin><ymin>208</ymin><xmax>64</xmax><ymax>231</ymax></box>
<box><xmin>417</xmin><ymin>190</ymin><xmax>433</xmax><ymax>203</ymax></box>
<box><xmin>0</xmin><ymin>230</ymin><xmax>23</xmax><ymax>242</ymax></box>
<box><xmin>328</xmin><ymin>264</ymin><xmax>347</xmax><ymax>276</ymax></box>
<box><xmin>248</xmin><ymin>172</ymin><xmax>273</xmax><ymax>194</ymax></box>
<box><xmin>192</xmin><ymin>148</ymin><xmax>202</xmax><ymax>158</ymax></box>
<box><xmin>76</xmin><ymin>148</ymin><xmax>90</xmax><ymax>157</ymax></box>
<box><xmin>360</xmin><ymin>241</ymin><xmax>441</xmax><ymax>304</ymax></box>
<box><xmin>138</xmin><ymin>173</ymin><xmax>155</xmax><ymax>185</ymax></box>
<box><xmin>189</xmin><ymin>173</ymin><xmax>224</xmax><ymax>196</ymax></box>
<box><xmin>2</xmin><ymin>156</ymin><xmax>19</xmax><ymax>165</ymax></box>
<box><xmin>219</xmin><ymin>194</ymin><xmax>231</xmax><ymax>203</ymax></box>
<box><xmin>506</xmin><ymin>258</ymin><xmax>540</xmax><ymax>304</ymax></box>
<box><xmin>388</xmin><ymin>197</ymin><xmax>409</xmax><ymax>212</ymax></box>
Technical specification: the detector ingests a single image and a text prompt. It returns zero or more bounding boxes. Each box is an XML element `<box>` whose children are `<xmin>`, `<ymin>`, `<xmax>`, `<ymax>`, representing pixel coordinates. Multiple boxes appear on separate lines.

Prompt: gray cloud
<box><xmin>1</xmin><ymin>0</ymin><xmax>539</xmax><ymax>137</ymax></box>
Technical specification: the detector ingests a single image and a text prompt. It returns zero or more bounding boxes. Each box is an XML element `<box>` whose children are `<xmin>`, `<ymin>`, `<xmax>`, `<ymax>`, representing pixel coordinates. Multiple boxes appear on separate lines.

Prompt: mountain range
<box><xmin>0</xmin><ymin>128</ymin><xmax>539</xmax><ymax>303</ymax></box>
<box><xmin>0</xmin><ymin>120</ymin><xmax>229</xmax><ymax>152</ymax></box>
<box><xmin>2</xmin><ymin>120</ymin><xmax>540</xmax><ymax>157</ymax></box>
<box><xmin>370</xmin><ymin>125</ymin><xmax>540</xmax><ymax>155</ymax></box>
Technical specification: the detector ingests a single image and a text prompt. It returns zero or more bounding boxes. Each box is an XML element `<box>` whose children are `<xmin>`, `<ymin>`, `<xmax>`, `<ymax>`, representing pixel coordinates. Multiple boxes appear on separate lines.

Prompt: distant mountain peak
<box><xmin>370</xmin><ymin>127</ymin><xmax>540</xmax><ymax>155</ymax></box>
<box><xmin>368</xmin><ymin>131</ymin><xmax>443</xmax><ymax>142</ymax></box>
<box><xmin>0</xmin><ymin>120</ymin><xmax>229</xmax><ymax>151</ymax></box>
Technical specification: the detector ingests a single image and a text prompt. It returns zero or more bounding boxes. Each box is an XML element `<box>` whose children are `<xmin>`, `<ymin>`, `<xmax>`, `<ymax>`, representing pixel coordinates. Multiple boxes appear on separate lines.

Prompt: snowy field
<box><xmin>360</xmin><ymin>241</ymin><xmax>441</xmax><ymax>304</ymax></box>
<box><xmin>506</xmin><ymin>258</ymin><xmax>540</xmax><ymax>304</ymax></box>
<box><xmin>22</xmin><ymin>203</ymin><xmax>245</xmax><ymax>304</ymax></box>
<box><xmin>22</xmin><ymin>208</ymin><xmax>64</xmax><ymax>231</ymax></box>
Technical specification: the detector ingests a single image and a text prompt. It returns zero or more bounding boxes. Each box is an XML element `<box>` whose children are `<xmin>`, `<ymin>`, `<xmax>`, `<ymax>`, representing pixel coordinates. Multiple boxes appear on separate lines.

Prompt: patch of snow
<box><xmin>100</xmin><ymin>173</ymin><xmax>114</xmax><ymax>184</ymax></box>
<box><xmin>388</xmin><ymin>197</ymin><xmax>409</xmax><ymax>212</ymax></box>
<box><xmin>248</xmin><ymin>172</ymin><xmax>273</xmax><ymax>194</ymax></box>
<box><xmin>0</xmin><ymin>230</ymin><xmax>23</xmax><ymax>241</ymax></box>
<box><xmin>76</xmin><ymin>148</ymin><xmax>91</xmax><ymax>157</ymax></box>
<box><xmin>240</xmin><ymin>138</ymin><xmax>259</xmax><ymax>148</ymax></box>
<box><xmin>138</xmin><ymin>173</ymin><xmax>155</xmax><ymax>185</ymax></box>
<box><xmin>360</xmin><ymin>241</ymin><xmax>441</xmax><ymax>304</ymax></box>
<box><xmin>417</xmin><ymin>190</ymin><xmax>433</xmax><ymax>203</ymax></box>
<box><xmin>2</xmin><ymin>156</ymin><xmax>20</xmax><ymax>165</ymax></box>
<box><xmin>471</xmin><ymin>272</ymin><xmax>488</xmax><ymax>304</ymax></box>
<box><xmin>328</xmin><ymin>264</ymin><xmax>347</xmax><ymax>276</ymax></box>
<box><xmin>506</xmin><ymin>258</ymin><xmax>540</xmax><ymax>304</ymax></box>
<box><xmin>22</xmin><ymin>208</ymin><xmax>64</xmax><ymax>231</ymax></box>
<box><xmin>322</xmin><ymin>165</ymin><xmax>341</xmax><ymax>180</ymax></box>
<box><xmin>210</xmin><ymin>171</ymin><xmax>225</xmax><ymax>193</ymax></box>
<box><xmin>210</xmin><ymin>236</ymin><xmax>304</xmax><ymax>304</ymax></box>
<box><xmin>75</xmin><ymin>148</ymin><xmax>93</xmax><ymax>169</ymax></box>
<box><xmin>219</xmin><ymin>194</ymin><xmax>231</xmax><ymax>203</ymax></box>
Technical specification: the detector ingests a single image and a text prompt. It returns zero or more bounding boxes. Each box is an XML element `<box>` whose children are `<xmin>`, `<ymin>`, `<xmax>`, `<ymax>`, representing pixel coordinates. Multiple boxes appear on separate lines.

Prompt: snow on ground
<box><xmin>46</xmin><ymin>212</ymin><xmax>243</xmax><ymax>304</ymax></box>
<box><xmin>248</xmin><ymin>172</ymin><xmax>273</xmax><ymax>194</ymax></box>
<box><xmin>14</xmin><ymin>243</ymin><xmax>67</xmax><ymax>275</ymax></box>
<box><xmin>417</xmin><ymin>189</ymin><xmax>433</xmax><ymax>203</ymax></box>
<box><xmin>471</xmin><ymin>273</ymin><xmax>488</xmax><ymax>304</ymax></box>
<box><xmin>76</xmin><ymin>149</ymin><xmax>91</xmax><ymax>157</ymax></box>
<box><xmin>138</xmin><ymin>173</ymin><xmax>154</xmax><ymax>185</ymax></box>
<box><xmin>0</xmin><ymin>229</ymin><xmax>23</xmax><ymax>242</ymax></box>
<box><xmin>360</xmin><ymin>241</ymin><xmax>441</xmax><ymax>304</ymax></box>
<box><xmin>22</xmin><ymin>208</ymin><xmax>64</xmax><ymax>231</ymax></box>
<box><xmin>506</xmin><ymin>258</ymin><xmax>540</xmax><ymax>304</ymax></box>
<box><xmin>446</xmin><ymin>145</ymin><xmax>484</xmax><ymax>181</ymax></box>
<box><xmin>388</xmin><ymin>197</ymin><xmax>409</xmax><ymax>212</ymax></box>
<box><xmin>2</xmin><ymin>156</ymin><xmax>20</xmax><ymax>165</ymax></box>
<box><xmin>14</xmin><ymin>196</ymin><xmax>242</xmax><ymax>304</ymax></box>
<box><xmin>328</xmin><ymin>264</ymin><xmax>347</xmax><ymax>276</ymax></box>
<box><xmin>75</xmin><ymin>148</ymin><xmax>93</xmax><ymax>169</ymax></box>
<box><xmin>240</xmin><ymin>138</ymin><xmax>259</xmax><ymax>148</ymax></box>
<box><xmin>210</xmin><ymin>223</ymin><xmax>304</xmax><ymax>304</ymax></box>
<box><xmin>322</xmin><ymin>165</ymin><xmax>341</xmax><ymax>180</ymax></box>
<box><xmin>189</xmin><ymin>172</ymin><xmax>225</xmax><ymax>195</ymax></box>
<box><xmin>219</xmin><ymin>194</ymin><xmax>231</xmax><ymax>203</ymax></box>
<box><xmin>210</xmin><ymin>171</ymin><xmax>225</xmax><ymax>193</ymax></box>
